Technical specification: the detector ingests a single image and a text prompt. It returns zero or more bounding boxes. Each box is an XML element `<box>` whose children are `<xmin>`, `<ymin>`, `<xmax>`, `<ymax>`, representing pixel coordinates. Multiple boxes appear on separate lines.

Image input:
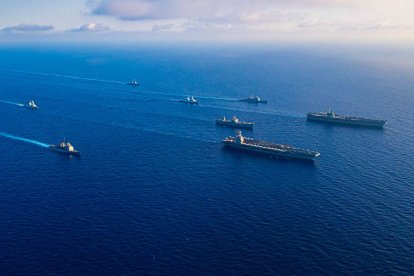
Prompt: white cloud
<box><xmin>1</xmin><ymin>23</ymin><xmax>53</xmax><ymax>33</ymax></box>
<box><xmin>87</xmin><ymin>0</ymin><xmax>160</xmax><ymax>20</ymax></box>
<box><xmin>67</xmin><ymin>22</ymin><xmax>111</xmax><ymax>32</ymax></box>
<box><xmin>2</xmin><ymin>0</ymin><xmax>414</xmax><ymax>43</ymax></box>
<box><xmin>152</xmin><ymin>23</ymin><xmax>179</xmax><ymax>32</ymax></box>
<box><xmin>86</xmin><ymin>0</ymin><xmax>414</xmax><ymax>34</ymax></box>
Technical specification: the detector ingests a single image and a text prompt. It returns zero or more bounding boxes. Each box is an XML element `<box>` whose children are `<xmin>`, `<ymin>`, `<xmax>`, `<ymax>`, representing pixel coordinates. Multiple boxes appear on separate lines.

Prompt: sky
<box><xmin>1</xmin><ymin>0</ymin><xmax>414</xmax><ymax>43</ymax></box>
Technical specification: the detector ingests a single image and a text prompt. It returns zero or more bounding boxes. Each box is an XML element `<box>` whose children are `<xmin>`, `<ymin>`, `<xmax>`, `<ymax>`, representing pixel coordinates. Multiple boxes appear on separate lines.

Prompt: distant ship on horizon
<box><xmin>127</xmin><ymin>80</ymin><xmax>140</xmax><ymax>86</ymax></box>
<box><xmin>179</xmin><ymin>96</ymin><xmax>198</xmax><ymax>104</ymax></box>
<box><xmin>223</xmin><ymin>131</ymin><xmax>320</xmax><ymax>161</ymax></box>
<box><xmin>307</xmin><ymin>109</ymin><xmax>386</xmax><ymax>128</ymax></box>
<box><xmin>239</xmin><ymin>96</ymin><xmax>267</xmax><ymax>104</ymax></box>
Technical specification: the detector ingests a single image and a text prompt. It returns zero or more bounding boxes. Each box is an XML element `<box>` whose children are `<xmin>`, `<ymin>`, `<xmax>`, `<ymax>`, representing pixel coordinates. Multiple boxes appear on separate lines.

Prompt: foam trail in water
<box><xmin>0</xmin><ymin>131</ymin><xmax>49</xmax><ymax>148</ymax></box>
<box><xmin>138</xmin><ymin>89</ymin><xmax>238</xmax><ymax>101</ymax></box>
<box><xmin>194</xmin><ymin>95</ymin><xmax>238</xmax><ymax>101</ymax></box>
<box><xmin>10</xmin><ymin>70</ymin><xmax>125</xmax><ymax>85</ymax></box>
<box><xmin>0</xmin><ymin>99</ymin><xmax>25</xmax><ymax>107</ymax></box>
<box><xmin>9</xmin><ymin>70</ymin><xmax>239</xmax><ymax>101</ymax></box>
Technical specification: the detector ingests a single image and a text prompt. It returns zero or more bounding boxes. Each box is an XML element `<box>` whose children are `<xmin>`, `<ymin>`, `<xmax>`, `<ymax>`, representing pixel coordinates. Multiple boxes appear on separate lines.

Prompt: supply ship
<box><xmin>216</xmin><ymin>116</ymin><xmax>254</xmax><ymax>129</ymax></box>
<box><xmin>222</xmin><ymin>131</ymin><xmax>320</xmax><ymax>161</ymax></box>
<box><xmin>307</xmin><ymin>109</ymin><xmax>386</xmax><ymax>128</ymax></box>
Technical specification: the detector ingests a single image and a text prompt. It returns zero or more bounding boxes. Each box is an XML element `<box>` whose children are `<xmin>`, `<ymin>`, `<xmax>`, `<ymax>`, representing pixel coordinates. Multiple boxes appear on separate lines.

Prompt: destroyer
<box><xmin>179</xmin><ymin>96</ymin><xmax>198</xmax><ymax>104</ymax></box>
<box><xmin>239</xmin><ymin>96</ymin><xmax>267</xmax><ymax>104</ymax></box>
<box><xmin>223</xmin><ymin>131</ymin><xmax>320</xmax><ymax>161</ymax></box>
<box><xmin>216</xmin><ymin>116</ymin><xmax>254</xmax><ymax>129</ymax></box>
<box><xmin>307</xmin><ymin>109</ymin><xmax>386</xmax><ymax>128</ymax></box>
<box><xmin>27</xmin><ymin>100</ymin><xmax>38</xmax><ymax>110</ymax></box>
<box><xmin>127</xmin><ymin>80</ymin><xmax>140</xmax><ymax>86</ymax></box>
<box><xmin>49</xmin><ymin>140</ymin><xmax>80</xmax><ymax>156</ymax></box>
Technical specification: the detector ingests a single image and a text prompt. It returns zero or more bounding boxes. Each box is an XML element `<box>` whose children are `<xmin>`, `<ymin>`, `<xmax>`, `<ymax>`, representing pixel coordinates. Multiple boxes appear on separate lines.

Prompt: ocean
<box><xmin>0</xmin><ymin>43</ymin><xmax>413</xmax><ymax>274</ymax></box>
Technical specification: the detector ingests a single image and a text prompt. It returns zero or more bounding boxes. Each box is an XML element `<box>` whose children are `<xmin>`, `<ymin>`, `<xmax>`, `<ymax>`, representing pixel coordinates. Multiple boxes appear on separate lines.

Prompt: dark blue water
<box><xmin>0</xmin><ymin>44</ymin><xmax>413</xmax><ymax>274</ymax></box>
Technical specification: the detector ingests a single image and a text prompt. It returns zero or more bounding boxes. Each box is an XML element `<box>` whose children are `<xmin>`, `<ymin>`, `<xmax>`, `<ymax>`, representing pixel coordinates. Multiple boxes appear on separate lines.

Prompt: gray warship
<box><xmin>239</xmin><ymin>96</ymin><xmax>267</xmax><ymax>104</ymax></box>
<box><xmin>223</xmin><ymin>131</ymin><xmax>320</xmax><ymax>161</ymax></box>
<box><xmin>216</xmin><ymin>116</ymin><xmax>254</xmax><ymax>129</ymax></box>
<box><xmin>127</xmin><ymin>80</ymin><xmax>140</xmax><ymax>86</ymax></box>
<box><xmin>307</xmin><ymin>109</ymin><xmax>386</xmax><ymax>128</ymax></box>
<box><xmin>27</xmin><ymin>100</ymin><xmax>38</xmax><ymax>110</ymax></box>
<box><xmin>179</xmin><ymin>96</ymin><xmax>198</xmax><ymax>104</ymax></box>
<box><xmin>49</xmin><ymin>140</ymin><xmax>80</xmax><ymax>156</ymax></box>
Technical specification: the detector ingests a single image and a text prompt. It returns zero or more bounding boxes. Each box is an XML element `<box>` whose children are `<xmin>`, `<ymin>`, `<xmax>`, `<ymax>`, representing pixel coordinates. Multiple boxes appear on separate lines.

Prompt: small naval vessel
<box><xmin>179</xmin><ymin>96</ymin><xmax>198</xmax><ymax>105</ymax></box>
<box><xmin>27</xmin><ymin>100</ymin><xmax>38</xmax><ymax>110</ymax></box>
<box><xmin>216</xmin><ymin>116</ymin><xmax>254</xmax><ymax>129</ymax></box>
<box><xmin>127</xmin><ymin>80</ymin><xmax>140</xmax><ymax>86</ymax></box>
<box><xmin>307</xmin><ymin>109</ymin><xmax>386</xmax><ymax>128</ymax></box>
<box><xmin>239</xmin><ymin>96</ymin><xmax>267</xmax><ymax>104</ymax></box>
<box><xmin>49</xmin><ymin>140</ymin><xmax>80</xmax><ymax>156</ymax></box>
<box><xmin>223</xmin><ymin>131</ymin><xmax>320</xmax><ymax>161</ymax></box>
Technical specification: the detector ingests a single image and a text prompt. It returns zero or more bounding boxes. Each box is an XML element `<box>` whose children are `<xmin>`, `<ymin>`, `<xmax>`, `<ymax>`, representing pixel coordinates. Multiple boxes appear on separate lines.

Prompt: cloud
<box><xmin>67</xmin><ymin>22</ymin><xmax>111</xmax><ymax>32</ymax></box>
<box><xmin>87</xmin><ymin>0</ymin><xmax>159</xmax><ymax>20</ymax></box>
<box><xmin>151</xmin><ymin>24</ymin><xmax>176</xmax><ymax>32</ymax></box>
<box><xmin>84</xmin><ymin>0</ymin><xmax>414</xmax><ymax>37</ymax></box>
<box><xmin>86</xmin><ymin>0</ymin><xmax>362</xmax><ymax>21</ymax></box>
<box><xmin>1</xmin><ymin>24</ymin><xmax>53</xmax><ymax>33</ymax></box>
<box><xmin>87</xmin><ymin>0</ymin><xmax>301</xmax><ymax>21</ymax></box>
<box><xmin>296</xmin><ymin>20</ymin><xmax>410</xmax><ymax>31</ymax></box>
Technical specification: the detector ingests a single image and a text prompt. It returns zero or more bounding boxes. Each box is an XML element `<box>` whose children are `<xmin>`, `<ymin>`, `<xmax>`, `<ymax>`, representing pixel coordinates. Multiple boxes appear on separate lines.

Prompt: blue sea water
<box><xmin>0</xmin><ymin>44</ymin><xmax>413</xmax><ymax>274</ymax></box>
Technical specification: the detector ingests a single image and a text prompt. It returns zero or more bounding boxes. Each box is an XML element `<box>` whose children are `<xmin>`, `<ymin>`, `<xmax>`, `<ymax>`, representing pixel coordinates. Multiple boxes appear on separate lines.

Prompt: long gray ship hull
<box><xmin>49</xmin><ymin>145</ymin><xmax>80</xmax><ymax>156</ymax></box>
<box><xmin>223</xmin><ymin>138</ymin><xmax>320</xmax><ymax>161</ymax></box>
<box><xmin>307</xmin><ymin>113</ymin><xmax>386</xmax><ymax>128</ymax></box>
<box><xmin>216</xmin><ymin>120</ymin><xmax>254</xmax><ymax>129</ymax></box>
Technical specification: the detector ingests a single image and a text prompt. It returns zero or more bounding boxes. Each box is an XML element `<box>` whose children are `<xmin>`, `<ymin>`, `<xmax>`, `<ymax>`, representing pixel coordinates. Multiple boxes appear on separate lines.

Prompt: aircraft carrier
<box><xmin>307</xmin><ymin>109</ymin><xmax>386</xmax><ymax>128</ymax></box>
<box><xmin>223</xmin><ymin>131</ymin><xmax>320</xmax><ymax>161</ymax></box>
